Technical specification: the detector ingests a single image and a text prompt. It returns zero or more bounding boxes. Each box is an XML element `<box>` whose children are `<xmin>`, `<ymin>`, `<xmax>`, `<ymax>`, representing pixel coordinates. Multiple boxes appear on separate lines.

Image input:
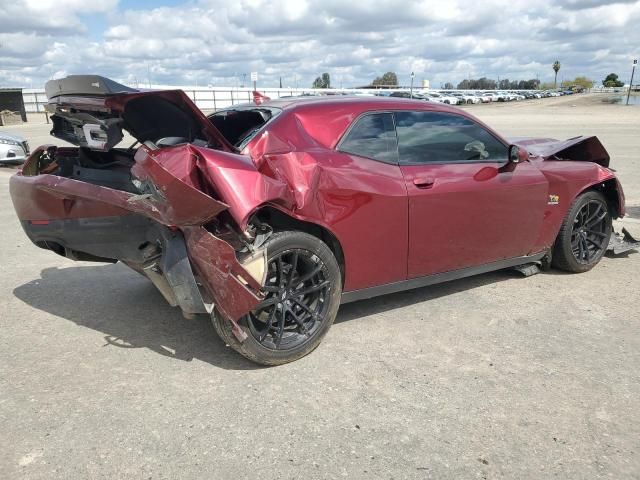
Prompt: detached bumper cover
<box><xmin>608</xmin><ymin>227</ymin><xmax>640</xmax><ymax>255</ymax></box>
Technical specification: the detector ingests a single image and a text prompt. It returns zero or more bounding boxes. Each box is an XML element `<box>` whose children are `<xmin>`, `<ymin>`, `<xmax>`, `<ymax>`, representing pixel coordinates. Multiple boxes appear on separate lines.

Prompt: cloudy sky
<box><xmin>0</xmin><ymin>0</ymin><xmax>638</xmax><ymax>89</ymax></box>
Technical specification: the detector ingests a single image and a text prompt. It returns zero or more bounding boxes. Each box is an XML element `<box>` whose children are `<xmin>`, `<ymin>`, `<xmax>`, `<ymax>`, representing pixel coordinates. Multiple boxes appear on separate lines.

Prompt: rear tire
<box><xmin>552</xmin><ymin>190</ymin><xmax>612</xmax><ymax>273</ymax></box>
<box><xmin>211</xmin><ymin>231</ymin><xmax>342</xmax><ymax>366</ymax></box>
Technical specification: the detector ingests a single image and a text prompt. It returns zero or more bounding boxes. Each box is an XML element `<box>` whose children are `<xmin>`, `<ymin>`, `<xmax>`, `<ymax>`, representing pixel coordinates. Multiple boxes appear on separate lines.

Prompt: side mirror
<box><xmin>508</xmin><ymin>145</ymin><xmax>528</xmax><ymax>163</ymax></box>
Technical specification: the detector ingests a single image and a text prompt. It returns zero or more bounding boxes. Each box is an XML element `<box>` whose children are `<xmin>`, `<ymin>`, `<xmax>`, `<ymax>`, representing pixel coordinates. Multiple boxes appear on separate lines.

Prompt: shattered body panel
<box><xmin>9</xmin><ymin>76</ymin><xmax>632</xmax><ymax>327</ymax></box>
<box><xmin>10</xmin><ymin>144</ymin><xmax>263</xmax><ymax>321</ymax></box>
<box><xmin>511</xmin><ymin>136</ymin><xmax>610</xmax><ymax>167</ymax></box>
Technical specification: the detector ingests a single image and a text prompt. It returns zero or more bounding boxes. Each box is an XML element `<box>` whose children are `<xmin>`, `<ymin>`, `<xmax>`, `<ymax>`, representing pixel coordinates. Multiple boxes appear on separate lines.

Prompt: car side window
<box><xmin>338</xmin><ymin>113</ymin><xmax>398</xmax><ymax>164</ymax></box>
<box><xmin>394</xmin><ymin>111</ymin><xmax>508</xmax><ymax>164</ymax></box>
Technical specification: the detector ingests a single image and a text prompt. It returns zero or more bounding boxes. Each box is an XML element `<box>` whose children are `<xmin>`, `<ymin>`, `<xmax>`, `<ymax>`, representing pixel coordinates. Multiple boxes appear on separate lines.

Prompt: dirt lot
<box><xmin>1</xmin><ymin>94</ymin><xmax>639</xmax><ymax>479</ymax></box>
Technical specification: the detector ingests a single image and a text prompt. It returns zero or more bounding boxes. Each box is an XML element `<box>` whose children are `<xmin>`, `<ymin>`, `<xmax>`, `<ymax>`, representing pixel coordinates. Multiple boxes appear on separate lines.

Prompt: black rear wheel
<box><xmin>211</xmin><ymin>231</ymin><xmax>342</xmax><ymax>365</ymax></box>
<box><xmin>552</xmin><ymin>191</ymin><xmax>612</xmax><ymax>272</ymax></box>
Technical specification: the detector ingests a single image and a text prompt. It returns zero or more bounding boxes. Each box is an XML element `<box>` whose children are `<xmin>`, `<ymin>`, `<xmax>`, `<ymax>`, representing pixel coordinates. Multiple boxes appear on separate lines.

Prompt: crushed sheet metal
<box><xmin>607</xmin><ymin>227</ymin><xmax>640</xmax><ymax>255</ymax></box>
<box><xmin>182</xmin><ymin>226</ymin><xmax>262</xmax><ymax>322</ymax></box>
<box><xmin>511</xmin><ymin>136</ymin><xmax>610</xmax><ymax>167</ymax></box>
<box><xmin>132</xmin><ymin>146</ymin><xmax>229</xmax><ymax>225</ymax></box>
<box><xmin>11</xmin><ymin>154</ymin><xmax>264</xmax><ymax>323</ymax></box>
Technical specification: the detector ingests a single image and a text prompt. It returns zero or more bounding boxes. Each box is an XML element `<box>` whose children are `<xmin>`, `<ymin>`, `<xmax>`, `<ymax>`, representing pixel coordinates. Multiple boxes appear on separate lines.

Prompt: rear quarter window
<box><xmin>338</xmin><ymin>112</ymin><xmax>398</xmax><ymax>164</ymax></box>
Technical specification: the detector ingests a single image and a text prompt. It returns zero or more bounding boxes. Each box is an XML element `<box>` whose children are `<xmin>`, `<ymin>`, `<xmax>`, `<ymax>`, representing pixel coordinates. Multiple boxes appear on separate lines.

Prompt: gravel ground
<box><xmin>1</xmin><ymin>94</ymin><xmax>639</xmax><ymax>479</ymax></box>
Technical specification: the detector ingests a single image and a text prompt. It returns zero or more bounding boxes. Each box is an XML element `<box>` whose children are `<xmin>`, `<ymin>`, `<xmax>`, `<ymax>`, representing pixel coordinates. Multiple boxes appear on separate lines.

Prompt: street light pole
<box><xmin>410</xmin><ymin>72</ymin><xmax>415</xmax><ymax>99</ymax></box>
<box><xmin>626</xmin><ymin>59</ymin><xmax>637</xmax><ymax>106</ymax></box>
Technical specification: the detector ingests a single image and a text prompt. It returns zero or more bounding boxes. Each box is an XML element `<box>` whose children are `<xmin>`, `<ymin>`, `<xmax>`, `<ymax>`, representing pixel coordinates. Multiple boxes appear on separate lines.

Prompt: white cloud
<box><xmin>0</xmin><ymin>0</ymin><xmax>639</xmax><ymax>88</ymax></box>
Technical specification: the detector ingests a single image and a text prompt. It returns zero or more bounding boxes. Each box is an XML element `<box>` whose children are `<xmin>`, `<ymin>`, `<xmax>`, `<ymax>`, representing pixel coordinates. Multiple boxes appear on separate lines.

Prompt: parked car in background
<box><xmin>0</xmin><ymin>132</ymin><xmax>29</xmax><ymax>165</ymax></box>
<box><xmin>481</xmin><ymin>92</ymin><xmax>499</xmax><ymax>102</ymax></box>
<box><xmin>422</xmin><ymin>92</ymin><xmax>452</xmax><ymax>104</ymax></box>
<box><xmin>389</xmin><ymin>91</ymin><xmax>429</xmax><ymax>101</ymax></box>
<box><xmin>421</xmin><ymin>92</ymin><xmax>440</xmax><ymax>103</ymax></box>
<box><xmin>389</xmin><ymin>91</ymin><xmax>412</xmax><ymax>98</ymax></box>
<box><xmin>451</xmin><ymin>92</ymin><xmax>481</xmax><ymax>104</ymax></box>
<box><xmin>496</xmin><ymin>91</ymin><xmax>516</xmax><ymax>102</ymax></box>
<box><xmin>475</xmin><ymin>92</ymin><xmax>492</xmax><ymax>103</ymax></box>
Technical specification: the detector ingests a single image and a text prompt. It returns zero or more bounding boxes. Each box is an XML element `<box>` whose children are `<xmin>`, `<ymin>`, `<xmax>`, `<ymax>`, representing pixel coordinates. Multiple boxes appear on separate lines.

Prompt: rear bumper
<box><xmin>10</xmin><ymin>171</ymin><xmax>263</xmax><ymax>321</ymax></box>
<box><xmin>21</xmin><ymin>216</ymin><xmax>211</xmax><ymax>317</ymax></box>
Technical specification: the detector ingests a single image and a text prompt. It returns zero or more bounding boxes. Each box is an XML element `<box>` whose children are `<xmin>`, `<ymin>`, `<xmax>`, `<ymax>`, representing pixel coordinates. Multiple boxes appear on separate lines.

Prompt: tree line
<box><xmin>310</xmin><ymin>69</ymin><xmax>623</xmax><ymax>90</ymax></box>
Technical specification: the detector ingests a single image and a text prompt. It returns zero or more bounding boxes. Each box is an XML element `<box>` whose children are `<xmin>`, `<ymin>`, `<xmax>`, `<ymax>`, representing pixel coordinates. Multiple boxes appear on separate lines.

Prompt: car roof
<box><xmin>259</xmin><ymin>95</ymin><xmax>463</xmax><ymax>115</ymax></box>
<box><xmin>246</xmin><ymin>95</ymin><xmax>478</xmax><ymax>150</ymax></box>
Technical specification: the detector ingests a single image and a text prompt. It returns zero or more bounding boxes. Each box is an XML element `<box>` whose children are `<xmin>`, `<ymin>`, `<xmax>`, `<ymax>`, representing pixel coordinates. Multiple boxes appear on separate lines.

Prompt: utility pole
<box><xmin>410</xmin><ymin>72</ymin><xmax>415</xmax><ymax>99</ymax></box>
<box><xmin>627</xmin><ymin>59</ymin><xmax>637</xmax><ymax>106</ymax></box>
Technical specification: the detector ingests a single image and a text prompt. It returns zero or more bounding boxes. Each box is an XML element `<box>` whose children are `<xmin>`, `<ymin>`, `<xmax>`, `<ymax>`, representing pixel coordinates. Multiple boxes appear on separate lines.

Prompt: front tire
<box><xmin>212</xmin><ymin>231</ymin><xmax>342</xmax><ymax>365</ymax></box>
<box><xmin>552</xmin><ymin>191</ymin><xmax>612</xmax><ymax>273</ymax></box>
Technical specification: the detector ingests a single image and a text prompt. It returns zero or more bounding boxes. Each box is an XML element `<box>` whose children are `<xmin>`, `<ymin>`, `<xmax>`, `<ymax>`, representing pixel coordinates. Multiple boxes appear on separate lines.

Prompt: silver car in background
<box><xmin>0</xmin><ymin>131</ymin><xmax>29</xmax><ymax>165</ymax></box>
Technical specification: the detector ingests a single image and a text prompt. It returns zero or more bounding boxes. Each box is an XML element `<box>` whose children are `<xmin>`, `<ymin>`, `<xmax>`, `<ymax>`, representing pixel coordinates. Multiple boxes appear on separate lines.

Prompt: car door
<box><xmin>395</xmin><ymin>110</ymin><xmax>548</xmax><ymax>278</ymax></box>
<box><xmin>335</xmin><ymin>111</ymin><xmax>409</xmax><ymax>290</ymax></box>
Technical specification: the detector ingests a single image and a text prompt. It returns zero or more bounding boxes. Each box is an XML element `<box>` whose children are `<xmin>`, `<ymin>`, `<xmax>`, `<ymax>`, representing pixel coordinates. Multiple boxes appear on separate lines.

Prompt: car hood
<box><xmin>509</xmin><ymin>135</ymin><xmax>610</xmax><ymax>167</ymax></box>
<box><xmin>45</xmin><ymin>75</ymin><xmax>233</xmax><ymax>152</ymax></box>
<box><xmin>0</xmin><ymin>131</ymin><xmax>25</xmax><ymax>142</ymax></box>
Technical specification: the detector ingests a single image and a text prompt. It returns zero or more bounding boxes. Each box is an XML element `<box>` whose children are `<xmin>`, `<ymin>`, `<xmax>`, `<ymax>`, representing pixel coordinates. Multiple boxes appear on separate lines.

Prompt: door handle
<box><xmin>413</xmin><ymin>177</ymin><xmax>435</xmax><ymax>189</ymax></box>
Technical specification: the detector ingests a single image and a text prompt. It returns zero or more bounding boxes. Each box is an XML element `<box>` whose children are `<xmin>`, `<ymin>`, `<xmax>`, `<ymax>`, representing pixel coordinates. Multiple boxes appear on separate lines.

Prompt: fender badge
<box><xmin>548</xmin><ymin>194</ymin><xmax>560</xmax><ymax>205</ymax></box>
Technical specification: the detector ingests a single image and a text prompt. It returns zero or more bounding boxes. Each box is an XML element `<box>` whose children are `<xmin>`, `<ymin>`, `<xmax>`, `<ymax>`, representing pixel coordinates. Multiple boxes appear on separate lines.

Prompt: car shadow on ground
<box><xmin>12</xmin><ymin>262</ymin><xmax>531</xmax><ymax>369</ymax></box>
<box><xmin>335</xmin><ymin>269</ymin><xmax>521</xmax><ymax>324</ymax></box>
<box><xmin>13</xmin><ymin>263</ymin><xmax>262</xmax><ymax>371</ymax></box>
<box><xmin>334</xmin><ymin>250</ymin><xmax>636</xmax><ymax>323</ymax></box>
<box><xmin>14</xmin><ymin>256</ymin><xmax>633</xmax><ymax>368</ymax></box>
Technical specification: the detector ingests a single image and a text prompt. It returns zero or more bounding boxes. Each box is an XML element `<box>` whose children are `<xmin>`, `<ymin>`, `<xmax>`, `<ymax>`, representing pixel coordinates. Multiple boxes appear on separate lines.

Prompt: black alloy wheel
<box><xmin>570</xmin><ymin>199</ymin><xmax>609</xmax><ymax>264</ymax></box>
<box><xmin>247</xmin><ymin>248</ymin><xmax>331</xmax><ymax>350</ymax></box>
<box><xmin>211</xmin><ymin>231</ymin><xmax>342</xmax><ymax>365</ymax></box>
<box><xmin>552</xmin><ymin>190</ymin><xmax>612</xmax><ymax>273</ymax></box>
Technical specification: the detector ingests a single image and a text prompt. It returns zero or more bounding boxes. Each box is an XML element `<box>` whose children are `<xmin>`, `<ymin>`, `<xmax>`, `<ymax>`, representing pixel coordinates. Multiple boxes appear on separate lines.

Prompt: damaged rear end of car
<box><xmin>9</xmin><ymin>75</ymin><xmax>284</xmax><ymax>339</ymax></box>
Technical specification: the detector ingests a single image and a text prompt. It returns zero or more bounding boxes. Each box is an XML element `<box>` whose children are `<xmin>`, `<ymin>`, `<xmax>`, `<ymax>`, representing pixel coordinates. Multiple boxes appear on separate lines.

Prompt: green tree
<box><xmin>602</xmin><ymin>73</ymin><xmax>624</xmax><ymax>88</ymax></box>
<box><xmin>553</xmin><ymin>60</ymin><xmax>561</xmax><ymax>88</ymax></box>
<box><xmin>312</xmin><ymin>72</ymin><xmax>331</xmax><ymax>88</ymax></box>
<box><xmin>371</xmin><ymin>72</ymin><xmax>398</xmax><ymax>87</ymax></box>
<box><xmin>443</xmin><ymin>82</ymin><xmax>454</xmax><ymax>89</ymax></box>
<box><xmin>569</xmin><ymin>76</ymin><xmax>593</xmax><ymax>89</ymax></box>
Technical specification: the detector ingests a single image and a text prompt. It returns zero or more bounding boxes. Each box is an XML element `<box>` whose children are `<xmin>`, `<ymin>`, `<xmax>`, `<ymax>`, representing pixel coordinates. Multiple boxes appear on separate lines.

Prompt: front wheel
<box><xmin>552</xmin><ymin>190</ymin><xmax>612</xmax><ymax>273</ymax></box>
<box><xmin>211</xmin><ymin>231</ymin><xmax>342</xmax><ymax>365</ymax></box>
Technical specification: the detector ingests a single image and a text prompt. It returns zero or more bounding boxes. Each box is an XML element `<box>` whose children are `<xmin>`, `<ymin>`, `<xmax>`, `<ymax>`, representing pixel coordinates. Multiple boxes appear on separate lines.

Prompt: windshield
<box><xmin>208</xmin><ymin>106</ymin><xmax>282</xmax><ymax>149</ymax></box>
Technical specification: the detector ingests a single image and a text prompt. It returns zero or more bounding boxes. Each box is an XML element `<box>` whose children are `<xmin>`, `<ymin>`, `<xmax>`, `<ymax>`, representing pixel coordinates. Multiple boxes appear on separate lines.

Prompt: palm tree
<box><xmin>553</xmin><ymin>61</ymin><xmax>561</xmax><ymax>88</ymax></box>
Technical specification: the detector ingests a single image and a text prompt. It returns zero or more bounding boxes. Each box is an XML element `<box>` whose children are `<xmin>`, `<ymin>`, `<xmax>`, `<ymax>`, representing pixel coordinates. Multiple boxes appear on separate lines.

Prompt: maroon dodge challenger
<box><xmin>9</xmin><ymin>75</ymin><xmax>628</xmax><ymax>365</ymax></box>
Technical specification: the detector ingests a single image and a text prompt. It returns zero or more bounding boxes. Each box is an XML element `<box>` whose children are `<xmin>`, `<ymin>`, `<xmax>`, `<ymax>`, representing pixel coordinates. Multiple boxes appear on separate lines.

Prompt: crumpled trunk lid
<box><xmin>511</xmin><ymin>136</ymin><xmax>610</xmax><ymax>167</ymax></box>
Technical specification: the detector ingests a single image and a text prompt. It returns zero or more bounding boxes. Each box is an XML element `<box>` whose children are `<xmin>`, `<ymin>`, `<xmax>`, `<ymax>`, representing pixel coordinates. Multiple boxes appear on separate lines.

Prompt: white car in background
<box><xmin>452</xmin><ymin>92</ymin><xmax>482</xmax><ymax>104</ymax></box>
<box><xmin>474</xmin><ymin>92</ymin><xmax>493</xmax><ymax>103</ymax></box>
<box><xmin>0</xmin><ymin>131</ymin><xmax>29</xmax><ymax>165</ymax></box>
<box><xmin>496</xmin><ymin>91</ymin><xmax>516</xmax><ymax>101</ymax></box>
<box><xmin>422</xmin><ymin>92</ymin><xmax>459</xmax><ymax>105</ymax></box>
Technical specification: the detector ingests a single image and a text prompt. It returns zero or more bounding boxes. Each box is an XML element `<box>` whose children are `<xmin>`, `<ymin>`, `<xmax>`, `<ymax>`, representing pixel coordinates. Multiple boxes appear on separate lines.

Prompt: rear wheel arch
<box><xmin>249</xmin><ymin>206</ymin><xmax>346</xmax><ymax>285</ymax></box>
